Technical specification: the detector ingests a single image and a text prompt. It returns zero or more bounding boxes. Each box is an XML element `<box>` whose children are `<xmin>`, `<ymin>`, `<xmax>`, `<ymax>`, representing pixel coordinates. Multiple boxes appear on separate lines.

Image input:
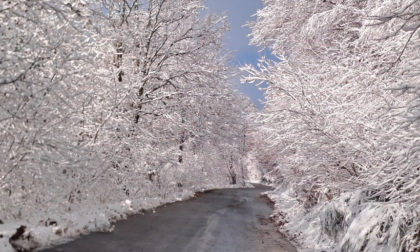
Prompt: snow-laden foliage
<box><xmin>0</xmin><ymin>1</ymin><xmax>251</xmax><ymax>250</ymax></box>
<box><xmin>244</xmin><ymin>0</ymin><xmax>420</xmax><ymax>251</ymax></box>
<box><xmin>0</xmin><ymin>0</ymin><xmax>101</xmax><ymax>219</ymax></box>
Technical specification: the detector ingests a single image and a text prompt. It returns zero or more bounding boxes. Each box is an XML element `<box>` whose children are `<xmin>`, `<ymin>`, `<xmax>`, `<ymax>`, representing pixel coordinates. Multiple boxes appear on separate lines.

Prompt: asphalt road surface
<box><xmin>39</xmin><ymin>184</ymin><xmax>297</xmax><ymax>252</ymax></box>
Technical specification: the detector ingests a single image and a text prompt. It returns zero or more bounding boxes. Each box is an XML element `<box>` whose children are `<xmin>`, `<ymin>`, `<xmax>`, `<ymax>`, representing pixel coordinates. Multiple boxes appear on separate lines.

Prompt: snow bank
<box><xmin>266</xmin><ymin>182</ymin><xmax>419</xmax><ymax>252</ymax></box>
<box><xmin>1</xmin><ymin>197</ymin><xmax>153</xmax><ymax>252</ymax></box>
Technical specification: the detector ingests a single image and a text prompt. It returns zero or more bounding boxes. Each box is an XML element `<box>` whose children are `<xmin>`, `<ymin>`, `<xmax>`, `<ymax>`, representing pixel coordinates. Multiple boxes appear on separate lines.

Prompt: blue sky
<box><xmin>204</xmin><ymin>0</ymin><xmax>273</xmax><ymax>110</ymax></box>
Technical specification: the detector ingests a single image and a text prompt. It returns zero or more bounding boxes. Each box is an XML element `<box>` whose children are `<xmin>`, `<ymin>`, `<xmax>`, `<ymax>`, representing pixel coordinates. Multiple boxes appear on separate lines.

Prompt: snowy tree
<box><xmin>79</xmin><ymin>0</ymin><xmax>248</xmax><ymax>198</ymax></box>
<box><xmin>0</xmin><ymin>0</ymin><xmax>250</xmax><ymax>228</ymax></box>
<box><xmin>242</xmin><ymin>0</ymin><xmax>420</xmax><ymax>251</ymax></box>
<box><xmin>0</xmin><ymin>0</ymin><xmax>102</xmax><ymax>218</ymax></box>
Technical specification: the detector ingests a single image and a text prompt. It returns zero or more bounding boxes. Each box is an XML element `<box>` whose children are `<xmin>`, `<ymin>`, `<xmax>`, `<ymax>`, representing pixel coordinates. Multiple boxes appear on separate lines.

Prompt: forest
<box><xmin>244</xmin><ymin>0</ymin><xmax>420</xmax><ymax>251</ymax></box>
<box><xmin>2</xmin><ymin>0</ymin><xmax>420</xmax><ymax>252</ymax></box>
<box><xmin>0</xmin><ymin>1</ymin><xmax>252</xmax><ymax>250</ymax></box>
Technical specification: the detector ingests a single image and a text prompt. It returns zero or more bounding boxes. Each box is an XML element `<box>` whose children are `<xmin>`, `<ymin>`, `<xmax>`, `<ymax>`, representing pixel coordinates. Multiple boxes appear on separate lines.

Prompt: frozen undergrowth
<box><xmin>266</xmin><ymin>182</ymin><xmax>420</xmax><ymax>252</ymax></box>
<box><xmin>0</xmin><ymin>183</ymin><xmax>252</xmax><ymax>252</ymax></box>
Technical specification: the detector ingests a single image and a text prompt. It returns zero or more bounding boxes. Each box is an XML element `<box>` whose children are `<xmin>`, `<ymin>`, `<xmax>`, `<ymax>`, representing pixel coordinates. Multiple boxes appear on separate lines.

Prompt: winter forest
<box><xmin>2</xmin><ymin>0</ymin><xmax>420</xmax><ymax>251</ymax></box>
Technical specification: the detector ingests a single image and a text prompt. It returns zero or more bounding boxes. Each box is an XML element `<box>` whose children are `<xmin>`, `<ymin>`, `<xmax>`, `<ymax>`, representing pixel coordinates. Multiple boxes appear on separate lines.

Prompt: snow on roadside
<box><xmin>264</xmin><ymin>182</ymin><xmax>416</xmax><ymax>252</ymax></box>
<box><xmin>0</xmin><ymin>183</ymin><xmax>249</xmax><ymax>252</ymax></box>
<box><xmin>1</xmin><ymin>196</ymin><xmax>157</xmax><ymax>252</ymax></box>
<box><xmin>263</xmin><ymin>183</ymin><xmax>342</xmax><ymax>252</ymax></box>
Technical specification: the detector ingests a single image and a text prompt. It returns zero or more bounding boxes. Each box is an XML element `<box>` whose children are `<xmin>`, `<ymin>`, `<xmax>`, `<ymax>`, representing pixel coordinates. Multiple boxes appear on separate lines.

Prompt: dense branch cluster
<box><xmin>0</xmin><ymin>0</ymin><xmax>250</xmax><ymax>223</ymax></box>
<box><xmin>243</xmin><ymin>0</ymin><xmax>420</xmax><ymax>251</ymax></box>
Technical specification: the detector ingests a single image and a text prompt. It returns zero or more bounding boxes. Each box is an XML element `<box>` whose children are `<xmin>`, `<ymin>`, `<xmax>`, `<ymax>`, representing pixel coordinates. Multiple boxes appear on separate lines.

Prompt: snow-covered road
<box><xmin>39</xmin><ymin>184</ymin><xmax>297</xmax><ymax>252</ymax></box>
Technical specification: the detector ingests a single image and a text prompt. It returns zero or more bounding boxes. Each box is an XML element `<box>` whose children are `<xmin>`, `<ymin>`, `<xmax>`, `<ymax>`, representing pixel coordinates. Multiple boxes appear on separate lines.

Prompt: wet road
<box><xmin>39</xmin><ymin>184</ymin><xmax>297</xmax><ymax>252</ymax></box>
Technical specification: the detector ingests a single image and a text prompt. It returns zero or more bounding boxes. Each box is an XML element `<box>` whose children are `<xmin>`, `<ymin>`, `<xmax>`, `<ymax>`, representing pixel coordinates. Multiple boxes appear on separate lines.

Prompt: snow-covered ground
<box><xmin>265</xmin><ymin>182</ymin><xmax>418</xmax><ymax>252</ymax></box>
<box><xmin>265</xmin><ymin>184</ymin><xmax>338</xmax><ymax>252</ymax></box>
<box><xmin>0</xmin><ymin>183</ymin><xmax>253</xmax><ymax>252</ymax></box>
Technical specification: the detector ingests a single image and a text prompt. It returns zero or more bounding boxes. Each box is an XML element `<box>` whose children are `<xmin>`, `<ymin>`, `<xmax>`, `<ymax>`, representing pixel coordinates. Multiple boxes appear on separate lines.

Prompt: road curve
<box><xmin>40</xmin><ymin>184</ymin><xmax>297</xmax><ymax>252</ymax></box>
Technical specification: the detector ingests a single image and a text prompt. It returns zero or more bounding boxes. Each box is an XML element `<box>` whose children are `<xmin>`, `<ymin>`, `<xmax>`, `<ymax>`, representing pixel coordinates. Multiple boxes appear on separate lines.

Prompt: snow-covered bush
<box><xmin>320</xmin><ymin>203</ymin><xmax>346</xmax><ymax>241</ymax></box>
<box><xmin>340</xmin><ymin>204</ymin><xmax>408</xmax><ymax>252</ymax></box>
